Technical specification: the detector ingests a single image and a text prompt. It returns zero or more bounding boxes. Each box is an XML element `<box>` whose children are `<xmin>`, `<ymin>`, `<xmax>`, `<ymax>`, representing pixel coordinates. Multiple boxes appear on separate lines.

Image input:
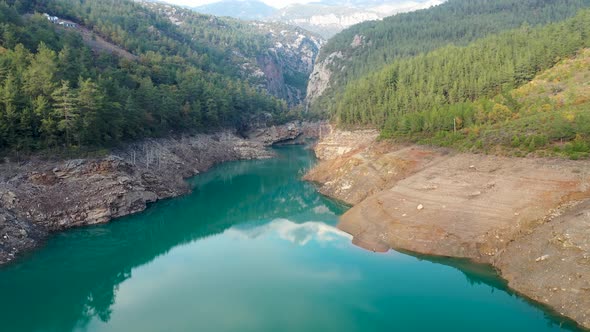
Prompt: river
<box><xmin>0</xmin><ymin>145</ymin><xmax>581</xmax><ymax>331</ymax></box>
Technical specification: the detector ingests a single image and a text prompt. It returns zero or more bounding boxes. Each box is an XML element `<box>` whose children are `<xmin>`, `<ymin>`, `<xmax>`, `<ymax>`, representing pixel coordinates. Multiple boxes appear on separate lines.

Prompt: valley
<box><xmin>1</xmin><ymin>0</ymin><xmax>590</xmax><ymax>330</ymax></box>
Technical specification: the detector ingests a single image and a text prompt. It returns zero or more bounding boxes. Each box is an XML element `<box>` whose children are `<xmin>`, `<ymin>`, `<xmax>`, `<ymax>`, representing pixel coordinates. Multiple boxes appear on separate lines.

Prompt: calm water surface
<box><xmin>0</xmin><ymin>145</ymin><xmax>582</xmax><ymax>332</ymax></box>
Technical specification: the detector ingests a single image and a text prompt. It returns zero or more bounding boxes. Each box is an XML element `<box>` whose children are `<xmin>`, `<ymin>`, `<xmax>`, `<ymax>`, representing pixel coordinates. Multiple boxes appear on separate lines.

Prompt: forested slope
<box><xmin>331</xmin><ymin>10</ymin><xmax>590</xmax><ymax>158</ymax></box>
<box><xmin>309</xmin><ymin>0</ymin><xmax>590</xmax><ymax>113</ymax></box>
<box><xmin>384</xmin><ymin>47</ymin><xmax>590</xmax><ymax>159</ymax></box>
<box><xmin>0</xmin><ymin>0</ymin><xmax>310</xmax><ymax>155</ymax></box>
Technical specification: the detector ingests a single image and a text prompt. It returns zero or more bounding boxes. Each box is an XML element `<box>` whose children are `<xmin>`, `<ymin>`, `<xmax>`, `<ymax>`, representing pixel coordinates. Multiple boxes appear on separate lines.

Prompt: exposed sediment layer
<box><xmin>305</xmin><ymin>127</ymin><xmax>590</xmax><ymax>329</ymax></box>
<box><xmin>0</xmin><ymin>122</ymin><xmax>327</xmax><ymax>265</ymax></box>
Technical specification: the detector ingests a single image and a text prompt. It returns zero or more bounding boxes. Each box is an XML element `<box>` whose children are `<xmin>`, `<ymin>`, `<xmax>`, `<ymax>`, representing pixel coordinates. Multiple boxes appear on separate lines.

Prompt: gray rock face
<box><xmin>0</xmin><ymin>208</ymin><xmax>46</xmax><ymax>265</ymax></box>
<box><xmin>251</xmin><ymin>23</ymin><xmax>324</xmax><ymax>106</ymax></box>
<box><xmin>306</xmin><ymin>51</ymin><xmax>342</xmax><ymax>107</ymax></box>
<box><xmin>245</xmin><ymin>123</ymin><xmax>302</xmax><ymax>145</ymax></box>
<box><xmin>0</xmin><ymin>123</ymin><xmax>322</xmax><ymax>265</ymax></box>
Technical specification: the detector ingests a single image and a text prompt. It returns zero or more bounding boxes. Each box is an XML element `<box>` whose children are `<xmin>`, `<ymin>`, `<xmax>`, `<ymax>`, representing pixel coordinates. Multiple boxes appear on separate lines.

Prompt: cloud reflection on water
<box><xmin>227</xmin><ymin>218</ymin><xmax>352</xmax><ymax>246</ymax></box>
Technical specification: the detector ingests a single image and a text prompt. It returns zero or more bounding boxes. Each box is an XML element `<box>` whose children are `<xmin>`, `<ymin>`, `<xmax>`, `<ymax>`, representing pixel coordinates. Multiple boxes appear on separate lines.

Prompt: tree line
<box><xmin>0</xmin><ymin>0</ymin><xmax>291</xmax><ymax>154</ymax></box>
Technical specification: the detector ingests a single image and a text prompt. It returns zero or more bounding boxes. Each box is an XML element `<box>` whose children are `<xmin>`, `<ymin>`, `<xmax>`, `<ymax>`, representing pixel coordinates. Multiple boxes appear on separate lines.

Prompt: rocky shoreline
<box><xmin>0</xmin><ymin>122</ymin><xmax>328</xmax><ymax>266</ymax></box>
<box><xmin>304</xmin><ymin>127</ymin><xmax>590</xmax><ymax>330</ymax></box>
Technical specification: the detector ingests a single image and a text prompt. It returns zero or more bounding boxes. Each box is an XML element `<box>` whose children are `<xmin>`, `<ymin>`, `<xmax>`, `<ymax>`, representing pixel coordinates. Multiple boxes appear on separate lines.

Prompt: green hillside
<box><xmin>399</xmin><ymin>47</ymin><xmax>590</xmax><ymax>159</ymax></box>
<box><xmin>311</xmin><ymin>0</ymin><xmax>590</xmax><ymax>114</ymax></box>
<box><xmin>329</xmin><ymin>9</ymin><xmax>590</xmax><ymax>159</ymax></box>
<box><xmin>0</xmin><ymin>0</ymin><xmax>290</xmax><ymax>155</ymax></box>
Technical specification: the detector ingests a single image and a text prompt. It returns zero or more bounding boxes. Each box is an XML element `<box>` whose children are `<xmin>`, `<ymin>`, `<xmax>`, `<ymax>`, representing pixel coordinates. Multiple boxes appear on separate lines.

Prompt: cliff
<box><xmin>253</xmin><ymin>23</ymin><xmax>323</xmax><ymax>105</ymax></box>
<box><xmin>305</xmin><ymin>128</ymin><xmax>590</xmax><ymax>329</ymax></box>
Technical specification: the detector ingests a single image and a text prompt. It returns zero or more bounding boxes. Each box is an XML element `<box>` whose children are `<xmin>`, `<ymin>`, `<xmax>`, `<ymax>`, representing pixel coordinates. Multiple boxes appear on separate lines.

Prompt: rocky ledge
<box><xmin>304</xmin><ymin>127</ymin><xmax>590</xmax><ymax>329</ymax></box>
<box><xmin>0</xmin><ymin>122</ymin><xmax>327</xmax><ymax>266</ymax></box>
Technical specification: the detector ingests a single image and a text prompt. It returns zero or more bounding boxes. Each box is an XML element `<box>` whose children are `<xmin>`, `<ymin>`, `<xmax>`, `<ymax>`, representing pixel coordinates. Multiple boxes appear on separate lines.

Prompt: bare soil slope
<box><xmin>306</xmin><ymin>128</ymin><xmax>590</xmax><ymax>329</ymax></box>
<box><xmin>57</xmin><ymin>20</ymin><xmax>138</xmax><ymax>60</ymax></box>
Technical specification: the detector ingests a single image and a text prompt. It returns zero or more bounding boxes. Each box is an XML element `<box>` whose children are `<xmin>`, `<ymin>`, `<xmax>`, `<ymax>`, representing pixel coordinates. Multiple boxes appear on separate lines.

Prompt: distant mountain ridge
<box><xmin>193</xmin><ymin>0</ymin><xmax>276</xmax><ymax>21</ymax></box>
<box><xmin>190</xmin><ymin>0</ymin><xmax>443</xmax><ymax>38</ymax></box>
<box><xmin>274</xmin><ymin>0</ymin><xmax>442</xmax><ymax>38</ymax></box>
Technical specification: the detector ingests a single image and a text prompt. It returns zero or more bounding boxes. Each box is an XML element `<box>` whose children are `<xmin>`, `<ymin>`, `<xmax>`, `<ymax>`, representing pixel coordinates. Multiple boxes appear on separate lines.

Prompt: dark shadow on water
<box><xmin>400</xmin><ymin>250</ymin><xmax>586</xmax><ymax>331</ymax></box>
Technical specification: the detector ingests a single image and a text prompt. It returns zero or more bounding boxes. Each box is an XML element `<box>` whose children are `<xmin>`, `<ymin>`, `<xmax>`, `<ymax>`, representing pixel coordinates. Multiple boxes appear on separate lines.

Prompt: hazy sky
<box><xmin>162</xmin><ymin>0</ymin><xmax>315</xmax><ymax>8</ymax></box>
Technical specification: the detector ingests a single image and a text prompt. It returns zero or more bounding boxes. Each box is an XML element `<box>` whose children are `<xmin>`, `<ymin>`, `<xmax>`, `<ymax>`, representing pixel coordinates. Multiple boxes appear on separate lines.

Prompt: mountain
<box><xmin>0</xmin><ymin>0</ymin><xmax>321</xmax><ymax>154</ymax></box>
<box><xmin>187</xmin><ymin>0</ymin><xmax>442</xmax><ymax>38</ymax></box>
<box><xmin>272</xmin><ymin>0</ymin><xmax>443</xmax><ymax>38</ymax></box>
<box><xmin>193</xmin><ymin>0</ymin><xmax>277</xmax><ymax>21</ymax></box>
<box><xmin>140</xmin><ymin>1</ymin><xmax>324</xmax><ymax>106</ymax></box>
<box><xmin>307</xmin><ymin>0</ymin><xmax>590</xmax><ymax>113</ymax></box>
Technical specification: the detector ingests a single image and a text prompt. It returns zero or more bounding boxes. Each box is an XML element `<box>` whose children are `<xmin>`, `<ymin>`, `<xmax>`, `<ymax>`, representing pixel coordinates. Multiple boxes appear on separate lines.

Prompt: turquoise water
<box><xmin>0</xmin><ymin>145</ymin><xmax>581</xmax><ymax>332</ymax></box>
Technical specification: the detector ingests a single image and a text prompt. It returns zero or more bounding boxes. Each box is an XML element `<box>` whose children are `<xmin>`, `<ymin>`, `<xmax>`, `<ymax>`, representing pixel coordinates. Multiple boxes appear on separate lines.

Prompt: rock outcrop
<box><xmin>305</xmin><ymin>51</ymin><xmax>342</xmax><ymax>107</ymax></box>
<box><xmin>0</xmin><ymin>122</ymin><xmax>323</xmax><ymax>265</ymax></box>
<box><xmin>305</xmin><ymin>128</ymin><xmax>590</xmax><ymax>329</ymax></box>
<box><xmin>253</xmin><ymin>24</ymin><xmax>324</xmax><ymax>105</ymax></box>
<box><xmin>0</xmin><ymin>208</ymin><xmax>46</xmax><ymax>265</ymax></box>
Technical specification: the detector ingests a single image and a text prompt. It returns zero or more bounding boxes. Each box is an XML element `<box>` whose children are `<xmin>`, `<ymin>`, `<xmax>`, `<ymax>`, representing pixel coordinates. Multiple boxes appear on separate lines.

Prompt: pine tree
<box><xmin>52</xmin><ymin>81</ymin><xmax>78</xmax><ymax>147</ymax></box>
<box><xmin>77</xmin><ymin>78</ymin><xmax>105</xmax><ymax>145</ymax></box>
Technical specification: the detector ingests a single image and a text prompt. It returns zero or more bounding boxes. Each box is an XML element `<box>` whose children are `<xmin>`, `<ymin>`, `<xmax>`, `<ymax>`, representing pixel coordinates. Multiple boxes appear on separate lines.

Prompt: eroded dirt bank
<box><xmin>304</xmin><ymin>127</ymin><xmax>590</xmax><ymax>329</ymax></box>
<box><xmin>0</xmin><ymin>122</ymin><xmax>327</xmax><ymax>265</ymax></box>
